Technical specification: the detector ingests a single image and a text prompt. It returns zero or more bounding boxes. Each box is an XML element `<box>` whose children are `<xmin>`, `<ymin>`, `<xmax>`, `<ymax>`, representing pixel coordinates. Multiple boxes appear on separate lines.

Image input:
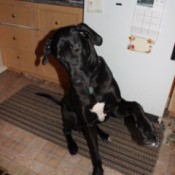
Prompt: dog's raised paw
<box><xmin>145</xmin><ymin>140</ymin><xmax>160</xmax><ymax>148</ymax></box>
<box><xmin>107</xmin><ymin>137</ymin><xmax>112</xmax><ymax>142</ymax></box>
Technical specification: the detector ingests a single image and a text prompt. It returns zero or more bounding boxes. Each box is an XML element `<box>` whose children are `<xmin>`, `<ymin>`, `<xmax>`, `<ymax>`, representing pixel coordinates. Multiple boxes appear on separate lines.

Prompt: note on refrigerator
<box><xmin>131</xmin><ymin>0</ymin><xmax>166</xmax><ymax>41</ymax></box>
<box><xmin>128</xmin><ymin>0</ymin><xmax>166</xmax><ymax>53</ymax></box>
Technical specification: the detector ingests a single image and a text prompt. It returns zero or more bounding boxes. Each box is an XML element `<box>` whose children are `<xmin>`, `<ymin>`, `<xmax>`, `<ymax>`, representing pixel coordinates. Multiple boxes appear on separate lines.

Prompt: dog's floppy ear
<box><xmin>77</xmin><ymin>23</ymin><xmax>103</xmax><ymax>46</ymax></box>
<box><xmin>42</xmin><ymin>38</ymin><xmax>52</xmax><ymax>65</ymax></box>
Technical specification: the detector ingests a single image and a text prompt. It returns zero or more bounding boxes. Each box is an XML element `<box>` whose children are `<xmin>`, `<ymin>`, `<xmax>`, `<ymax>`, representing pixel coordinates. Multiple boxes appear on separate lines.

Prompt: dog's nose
<box><xmin>72</xmin><ymin>77</ymin><xmax>85</xmax><ymax>86</ymax></box>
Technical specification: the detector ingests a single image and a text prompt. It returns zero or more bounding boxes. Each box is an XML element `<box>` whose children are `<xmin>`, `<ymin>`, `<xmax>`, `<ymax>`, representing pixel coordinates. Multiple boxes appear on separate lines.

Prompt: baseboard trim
<box><xmin>0</xmin><ymin>65</ymin><xmax>7</xmax><ymax>73</ymax></box>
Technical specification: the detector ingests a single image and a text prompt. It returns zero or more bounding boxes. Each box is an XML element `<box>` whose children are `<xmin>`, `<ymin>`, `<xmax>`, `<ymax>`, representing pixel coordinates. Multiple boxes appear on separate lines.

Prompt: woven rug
<box><xmin>0</xmin><ymin>85</ymin><xmax>163</xmax><ymax>175</ymax></box>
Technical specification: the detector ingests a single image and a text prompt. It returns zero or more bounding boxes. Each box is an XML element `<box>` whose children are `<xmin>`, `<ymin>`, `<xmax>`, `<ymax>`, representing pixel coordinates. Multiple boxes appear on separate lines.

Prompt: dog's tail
<box><xmin>36</xmin><ymin>93</ymin><xmax>62</xmax><ymax>106</ymax></box>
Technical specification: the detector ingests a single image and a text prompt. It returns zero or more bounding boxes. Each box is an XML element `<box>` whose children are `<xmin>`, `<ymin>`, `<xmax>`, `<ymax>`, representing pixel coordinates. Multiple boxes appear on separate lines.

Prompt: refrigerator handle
<box><xmin>116</xmin><ymin>3</ymin><xmax>122</xmax><ymax>6</ymax></box>
<box><xmin>171</xmin><ymin>44</ymin><xmax>175</xmax><ymax>60</ymax></box>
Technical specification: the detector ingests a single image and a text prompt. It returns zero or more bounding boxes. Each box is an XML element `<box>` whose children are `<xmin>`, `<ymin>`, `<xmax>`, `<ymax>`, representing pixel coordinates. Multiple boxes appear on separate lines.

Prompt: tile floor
<box><xmin>0</xmin><ymin>70</ymin><xmax>175</xmax><ymax>175</ymax></box>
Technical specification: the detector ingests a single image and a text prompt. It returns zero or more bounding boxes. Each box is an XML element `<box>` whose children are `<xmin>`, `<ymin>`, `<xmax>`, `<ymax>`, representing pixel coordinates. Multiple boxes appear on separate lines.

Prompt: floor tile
<box><xmin>4</xmin><ymin>149</ymin><xmax>19</xmax><ymax>160</ymax></box>
<box><xmin>30</xmin><ymin>136</ymin><xmax>47</xmax><ymax>149</ymax></box>
<box><xmin>47</xmin><ymin>155</ymin><xmax>62</xmax><ymax>169</ymax></box>
<box><xmin>0</xmin><ymin>155</ymin><xmax>38</xmax><ymax>175</ymax></box>
<box><xmin>64</xmin><ymin>152</ymin><xmax>82</xmax><ymax>164</ymax></box>
<box><xmin>13</xmin><ymin>153</ymin><xmax>35</xmax><ymax>170</ymax></box>
<box><xmin>0</xmin><ymin>135</ymin><xmax>7</xmax><ymax>146</ymax></box>
<box><xmin>56</xmin><ymin>160</ymin><xmax>75</xmax><ymax>175</ymax></box>
<box><xmin>1</xmin><ymin>137</ymin><xmax>16</xmax><ymax>149</ymax></box>
<box><xmin>42</xmin><ymin>141</ymin><xmax>57</xmax><ymax>154</ymax></box>
<box><xmin>34</xmin><ymin>150</ymin><xmax>50</xmax><ymax>164</ymax></box>
<box><xmin>78</xmin><ymin>156</ymin><xmax>92</xmax><ymax>170</ymax></box>
<box><xmin>20</xmin><ymin>133</ymin><xmax>35</xmax><ymax>145</ymax></box>
<box><xmin>72</xmin><ymin>167</ymin><xmax>90</xmax><ymax>175</ymax></box>
<box><xmin>39</xmin><ymin>164</ymin><xmax>56</xmax><ymax>175</ymax></box>
<box><xmin>53</xmin><ymin>146</ymin><xmax>68</xmax><ymax>158</ymax></box>
<box><xmin>10</xmin><ymin>127</ymin><xmax>26</xmax><ymax>141</ymax></box>
<box><xmin>14</xmin><ymin>142</ymin><xmax>27</xmax><ymax>153</ymax></box>
<box><xmin>23</xmin><ymin>145</ymin><xmax>41</xmax><ymax>159</ymax></box>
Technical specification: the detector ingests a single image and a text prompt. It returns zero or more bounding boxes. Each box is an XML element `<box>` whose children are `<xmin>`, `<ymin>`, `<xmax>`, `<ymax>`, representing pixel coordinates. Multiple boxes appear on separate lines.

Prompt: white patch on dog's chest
<box><xmin>90</xmin><ymin>102</ymin><xmax>106</xmax><ymax>122</ymax></box>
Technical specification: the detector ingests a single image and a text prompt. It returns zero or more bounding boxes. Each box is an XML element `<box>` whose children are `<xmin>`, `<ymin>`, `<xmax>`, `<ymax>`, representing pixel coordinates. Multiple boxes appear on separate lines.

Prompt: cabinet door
<box><xmin>38</xmin><ymin>4</ymin><xmax>83</xmax><ymax>31</ymax></box>
<box><xmin>168</xmin><ymin>79</ymin><xmax>175</xmax><ymax>116</ymax></box>
<box><xmin>0</xmin><ymin>1</ymin><xmax>36</xmax><ymax>27</ymax></box>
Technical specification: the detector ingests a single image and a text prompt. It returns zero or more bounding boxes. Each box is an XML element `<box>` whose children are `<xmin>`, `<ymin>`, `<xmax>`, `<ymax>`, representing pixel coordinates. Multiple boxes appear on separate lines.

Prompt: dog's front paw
<box><xmin>68</xmin><ymin>140</ymin><xmax>78</xmax><ymax>155</ymax></box>
<box><xmin>101</xmin><ymin>133</ymin><xmax>112</xmax><ymax>142</ymax></box>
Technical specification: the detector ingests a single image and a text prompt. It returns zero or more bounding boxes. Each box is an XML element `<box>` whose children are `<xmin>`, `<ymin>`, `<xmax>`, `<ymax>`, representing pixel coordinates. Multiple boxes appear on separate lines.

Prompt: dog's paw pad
<box><xmin>145</xmin><ymin>141</ymin><xmax>160</xmax><ymax>148</ymax></box>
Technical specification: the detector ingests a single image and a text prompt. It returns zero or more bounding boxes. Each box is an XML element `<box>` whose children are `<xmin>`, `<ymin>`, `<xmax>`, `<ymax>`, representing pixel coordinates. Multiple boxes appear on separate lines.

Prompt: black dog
<box><xmin>41</xmin><ymin>23</ymin><xmax>159</xmax><ymax>175</ymax></box>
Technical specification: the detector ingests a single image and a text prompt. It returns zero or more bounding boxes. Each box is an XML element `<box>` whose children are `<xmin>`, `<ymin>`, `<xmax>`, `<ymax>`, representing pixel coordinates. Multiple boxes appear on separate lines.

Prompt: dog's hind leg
<box><xmin>96</xmin><ymin>126</ymin><xmax>112</xmax><ymax>142</ymax></box>
<box><xmin>113</xmin><ymin>99</ymin><xmax>159</xmax><ymax>147</ymax></box>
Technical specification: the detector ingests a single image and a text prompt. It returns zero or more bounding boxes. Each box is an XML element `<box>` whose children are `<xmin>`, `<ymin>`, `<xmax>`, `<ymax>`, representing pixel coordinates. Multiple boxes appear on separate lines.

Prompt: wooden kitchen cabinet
<box><xmin>0</xmin><ymin>0</ymin><xmax>83</xmax><ymax>83</ymax></box>
<box><xmin>0</xmin><ymin>0</ymin><xmax>38</xmax><ymax>75</ymax></box>
<box><xmin>168</xmin><ymin>78</ymin><xmax>175</xmax><ymax>117</ymax></box>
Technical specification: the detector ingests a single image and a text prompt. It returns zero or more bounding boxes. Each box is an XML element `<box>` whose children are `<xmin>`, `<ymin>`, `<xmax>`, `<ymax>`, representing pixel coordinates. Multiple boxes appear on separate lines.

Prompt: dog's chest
<box><xmin>90</xmin><ymin>102</ymin><xmax>107</xmax><ymax>122</ymax></box>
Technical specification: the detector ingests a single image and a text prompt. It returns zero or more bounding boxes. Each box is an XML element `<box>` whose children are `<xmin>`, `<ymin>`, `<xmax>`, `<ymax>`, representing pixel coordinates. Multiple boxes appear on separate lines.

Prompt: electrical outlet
<box><xmin>87</xmin><ymin>0</ymin><xmax>102</xmax><ymax>13</ymax></box>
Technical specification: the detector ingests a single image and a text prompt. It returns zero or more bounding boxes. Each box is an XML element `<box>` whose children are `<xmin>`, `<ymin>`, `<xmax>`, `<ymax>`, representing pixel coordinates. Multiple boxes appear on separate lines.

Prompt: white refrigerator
<box><xmin>83</xmin><ymin>0</ymin><xmax>175</xmax><ymax>121</ymax></box>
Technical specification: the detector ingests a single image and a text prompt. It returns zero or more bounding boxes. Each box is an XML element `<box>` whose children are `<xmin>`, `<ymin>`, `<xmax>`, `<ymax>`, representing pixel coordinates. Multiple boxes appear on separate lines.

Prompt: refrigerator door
<box><xmin>84</xmin><ymin>0</ymin><xmax>175</xmax><ymax>120</ymax></box>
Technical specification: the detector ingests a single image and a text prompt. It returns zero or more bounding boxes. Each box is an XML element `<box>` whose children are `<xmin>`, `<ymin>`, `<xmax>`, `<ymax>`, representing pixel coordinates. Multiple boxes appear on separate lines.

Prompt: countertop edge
<box><xmin>20</xmin><ymin>0</ymin><xmax>84</xmax><ymax>8</ymax></box>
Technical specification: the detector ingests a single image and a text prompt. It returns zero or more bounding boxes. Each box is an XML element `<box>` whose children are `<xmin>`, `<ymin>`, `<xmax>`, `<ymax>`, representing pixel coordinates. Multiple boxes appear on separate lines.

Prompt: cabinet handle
<box><xmin>12</xmin><ymin>37</ymin><xmax>16</xmax><ymax>40</ymax></box>
<box><xmin>55</xmin><ymin>21</ymin><xmax>61</xmax><ymax>25</ymax></box>
<box><xmin>17</xmin><ymin>56</ymin><xmax>20</xmax><ymax>59</ymax></box>
<box><xmin>12</xmin><ymin>14</ymin><xmax>16</xmax><ymax>18</ymax></box>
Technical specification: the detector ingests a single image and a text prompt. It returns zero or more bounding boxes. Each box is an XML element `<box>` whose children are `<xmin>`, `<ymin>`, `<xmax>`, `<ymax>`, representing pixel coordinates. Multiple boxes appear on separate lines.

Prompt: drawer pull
<box><xmin>12</xmin><ymin>14</ymin><xmax>16</xmax><ymax>18</ymax></box>
<box><xmin>17</xmin><ymin>56</ymin><xmax>20</xmax><ymax>59</ymax></box>
<box><xmin>12</xmin><ymin>37</ymin><xmax>16</xmax><ymax>40</ymax></box>
<box><xmin>55</xmin><ymin>21</ymin><xmax>61</xmax><ymax>25</ymax></box>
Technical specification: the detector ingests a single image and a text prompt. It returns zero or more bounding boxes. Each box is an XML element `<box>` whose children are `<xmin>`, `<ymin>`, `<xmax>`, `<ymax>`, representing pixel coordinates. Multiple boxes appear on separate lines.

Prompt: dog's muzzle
<box><xmin>72</xmin><ymin>76</ymin><xmax>85</xmax><ymax>86</ymax></box>
<box><xmin>71</xmin><ymin>69</ymin><xmax>87</xmax><ymax>87</ymax></box>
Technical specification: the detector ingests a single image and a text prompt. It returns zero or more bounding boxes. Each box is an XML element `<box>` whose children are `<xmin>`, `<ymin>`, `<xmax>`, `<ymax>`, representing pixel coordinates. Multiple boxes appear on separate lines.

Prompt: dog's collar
<box><xmin>85</xmin><ymin>57</ymin><xmax>101</xmax><ymax>95</ymax></box>
<box><xmin>87</xmin><ymin>86</ymin><xmax>94</xmax><ymax>95</ymax></box>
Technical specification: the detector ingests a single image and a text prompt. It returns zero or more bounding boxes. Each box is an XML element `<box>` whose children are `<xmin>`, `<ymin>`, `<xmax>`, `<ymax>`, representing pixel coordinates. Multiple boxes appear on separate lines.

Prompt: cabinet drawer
<box><xmin>38</xmin><ymin>5</ymin><xmax>83</xmax><ymax>31</ymax></box>
<box><xmin>2</xmin><ymin>48</ymin><xmax>37</xmax><ymax>73</ymax></box>
<box><xmin>0</xmin><ymin>25</ymin><xmax>38</xmax><ymax>51</ymax></box>
<box><xmin>0</xmin><ymin>4</ymin><xmax>33</xmax><ymax>27</ymax></box>
<box><xmin>2</xmin><ymin>48</ymin><xmax>21</xmax><ymax>70</ymax></box>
